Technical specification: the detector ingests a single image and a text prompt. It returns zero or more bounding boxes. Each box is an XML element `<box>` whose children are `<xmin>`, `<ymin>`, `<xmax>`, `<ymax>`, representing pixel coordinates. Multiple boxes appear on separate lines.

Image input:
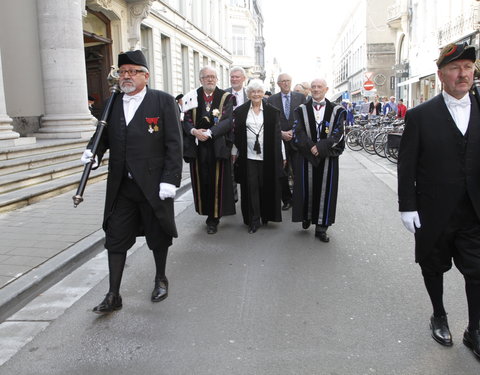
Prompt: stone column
<box><xmin>35</xmin><ymin>0</ymin><xmax>96</xmax><ymax>139</ymax></box>
<box><xmin>0</xmin><ymin>48</ymin><xmax>24</xmax><ymax>147</ymax></box>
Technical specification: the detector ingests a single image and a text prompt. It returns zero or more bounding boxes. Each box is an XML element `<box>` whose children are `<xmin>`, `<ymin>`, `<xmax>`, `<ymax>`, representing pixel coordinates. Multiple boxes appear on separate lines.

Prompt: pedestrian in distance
<box><xmin>396</xmin><ymin>98</ymin><xmax>407</xmax><ymax>119</ymax></box>
<box><xmin>291</xmin><ymin>78</ymin><xmax>346</xmax><ymax>243</ymax></box>
<box><xmin>398</xmin><ymin>42</ymin><xmax>480</xmax><ymax>359</ymax></box>
<box><xmin>80</xmin><ymin>50</ymin><xmax>183</xmax><ymax>314</ymax></box>
<box><xmin>182</xmin><ymin>66</ymin><xmax>236</xmax><ymax>234</ymax></box>
<box><xmin>232</xmin><ymin>79</ymin><xmax>284</xmax><ymax>233</ymax></box>
<box><xmin>268</xmin><ymin>73</ymin><xmax>306</xmax><ymax>211</ymax></box>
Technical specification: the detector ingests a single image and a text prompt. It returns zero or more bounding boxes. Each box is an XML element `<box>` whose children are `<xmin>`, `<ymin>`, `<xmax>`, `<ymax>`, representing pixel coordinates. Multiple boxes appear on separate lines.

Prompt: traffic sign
<box><xmin>363</xmin><ymin>80</ymin><xmax>375</xmax><ymax>91</ymax></box>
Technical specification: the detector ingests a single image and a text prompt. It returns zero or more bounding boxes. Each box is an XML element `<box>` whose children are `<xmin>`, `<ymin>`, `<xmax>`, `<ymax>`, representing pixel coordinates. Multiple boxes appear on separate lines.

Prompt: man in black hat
<box><xmin>398</xmin><ymin>42</ymin><xmax>480</xmax><ymax>359</ymax></box>
<box><xmin>80</xmin><ymin>50</ymin><xmax>183</xmax><ymax>314</ymax></box>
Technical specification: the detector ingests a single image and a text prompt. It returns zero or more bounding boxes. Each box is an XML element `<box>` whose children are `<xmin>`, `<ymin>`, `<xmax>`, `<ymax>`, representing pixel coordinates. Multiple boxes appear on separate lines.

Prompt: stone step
<box><xmin>0</xmin><ymin>166</ymin><xmax>108</xmax><ymax>213</ymax></box>
<box><xmin>0</xmin><ymin>139</ymin><xmax>88</xmax><ymax>161</ymax></box>
<box><xmin>0</xmin><ymin>158</ymin><xmax>108</xmax><ymax>194</ymax></box>
<box><xmin>0</xmin><ymin>147</ymin><xmax>87</xmax><ymax>176</ymax></box>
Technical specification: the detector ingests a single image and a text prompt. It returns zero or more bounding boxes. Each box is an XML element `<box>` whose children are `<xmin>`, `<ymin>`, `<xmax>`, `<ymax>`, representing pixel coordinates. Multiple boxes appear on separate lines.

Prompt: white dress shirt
<box><xmin>123</xmin><ymin>86</ymin><xmax>147</xmax><ymax>125</ymax></box>
<box><xmin>442</xmin><ymin>91</ymin><xmax>471</xmax><ymax>135</ymax></box>
<box><xmin>233</xmin><ymin>89</ymin><xmax>245</xmax><ymax>108</ymax></box>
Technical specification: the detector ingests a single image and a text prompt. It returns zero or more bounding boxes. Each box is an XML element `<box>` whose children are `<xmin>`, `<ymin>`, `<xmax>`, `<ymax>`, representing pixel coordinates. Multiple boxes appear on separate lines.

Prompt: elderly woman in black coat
<box><xmin>232</xmin><ymin>79</ymin><xmax>285</xmax><ymax>233</ymax></box>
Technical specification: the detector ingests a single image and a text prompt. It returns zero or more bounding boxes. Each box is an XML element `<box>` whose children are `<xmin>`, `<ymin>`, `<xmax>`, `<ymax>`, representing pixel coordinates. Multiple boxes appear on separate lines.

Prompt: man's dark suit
<box><xmin>268</xmin><ymin>91</ymin><xmax>306</xmax><ymax>131</ymax></box>
<box><xmin>92</xmin><ymin>88</ymin><xmax>183</xmax><ymax>247</ymax></box>
<box><xmin>398</xmin><ymin>93</ymin><xmax>480</xmax><ymax>266</ymax></box>
<box><xmin>268</xmin><ymin>91</ymin><xmax>306</xmax><ymax>205</ymax></box>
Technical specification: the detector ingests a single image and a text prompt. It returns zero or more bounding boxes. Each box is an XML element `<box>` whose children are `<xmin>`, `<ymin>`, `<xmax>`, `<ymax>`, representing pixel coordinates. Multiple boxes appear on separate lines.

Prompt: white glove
<box><xmin>400</xmin><ymin>211</ymin><xmax>421</xmax><ymax>233</ymax></box>
<box><xmin>80</xmin><ymin>149</ymin><xmax>98</xmax><ymax>168</ymax></box>
<box><xmin>159</xmin><ymin>182</ymin><xmax>176</xmax><ymax>200</ymax></box>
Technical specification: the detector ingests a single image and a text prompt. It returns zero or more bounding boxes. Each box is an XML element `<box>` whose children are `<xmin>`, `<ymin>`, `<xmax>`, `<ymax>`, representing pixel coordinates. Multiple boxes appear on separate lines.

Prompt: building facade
<box><xmin>0</xmin><ymin>0</ymin><xmax>265</xmax><ymax>146</ymax></box>
<box><xmin>332</xmin><ymin>0</ymin><xmax>396</xmax><ymax>104</ymax></box>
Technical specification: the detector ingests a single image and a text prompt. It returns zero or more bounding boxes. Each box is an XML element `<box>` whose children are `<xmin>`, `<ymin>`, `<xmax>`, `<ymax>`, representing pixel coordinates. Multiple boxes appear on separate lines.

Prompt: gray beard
<box><xmin>121</xmin><ymin>82</ymin><xmax>136</xmax><ymax>94</ymax></box>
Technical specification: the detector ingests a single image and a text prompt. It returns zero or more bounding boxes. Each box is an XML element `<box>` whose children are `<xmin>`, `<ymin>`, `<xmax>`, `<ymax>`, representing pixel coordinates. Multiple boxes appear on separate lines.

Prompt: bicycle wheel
<box><xmin>374</xmin><ymin>132</ymin><xmax>388</xmax><ymax>158</ymax></box>
<box><xmin>346</xmin><ymin>129</ymin><xmax>363</xmax><ymax>151</ymax></box>
<box><xmin>385</xmin><ymin>144</ymin><xmax>399</xmax><ymax>163</ymax></box>
<box><xmin>361</xmin><ymin>129</ymin><xmax>377</xmax><ymax>154</ymax></box>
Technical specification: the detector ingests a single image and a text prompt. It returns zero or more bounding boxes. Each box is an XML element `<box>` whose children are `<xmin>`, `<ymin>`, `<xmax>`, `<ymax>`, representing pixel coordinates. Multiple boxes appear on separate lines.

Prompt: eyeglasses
<box><xmin>201</xmin><ymin>75</ymin><xmax>217</xmax><ymax>80</ymax></box>
<box><xmin>118</xmin><ymin>69</ymin><xmax>147</xmax><ymax>76</ymax></box>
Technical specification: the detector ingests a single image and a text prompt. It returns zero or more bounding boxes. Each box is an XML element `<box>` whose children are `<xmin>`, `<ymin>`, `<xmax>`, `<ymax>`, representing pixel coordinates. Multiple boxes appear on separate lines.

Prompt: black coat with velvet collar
<box><xmin>233</xmin><ymin>99</ymin><xmax>283</xmax><ymax>224</ymax></box>
<box><xmin>90</xmin><ymin>88</ymin><xmax>183</xmax><ymax>239</ymax></box>
<box><xmin>398</xmin><ymin>92</ymin><xmax>480</xmax><ymax>262</ymax></box>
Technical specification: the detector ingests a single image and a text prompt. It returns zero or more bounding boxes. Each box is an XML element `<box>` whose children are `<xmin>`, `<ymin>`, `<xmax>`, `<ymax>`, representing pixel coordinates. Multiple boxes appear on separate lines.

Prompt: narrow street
<box><xmin>0</xmin><ymin>151</ymin><xmax>477</xmax><ymax>375</ymax></box>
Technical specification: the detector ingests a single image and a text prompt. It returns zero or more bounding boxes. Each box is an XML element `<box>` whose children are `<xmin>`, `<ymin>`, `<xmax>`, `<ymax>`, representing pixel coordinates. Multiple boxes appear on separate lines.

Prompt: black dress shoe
<box><xmin>302</xmin><ymin>220</ymin><xmax>311</xmax><ymax>229</ymax></box>
<box><xmin>430</xmin><ymin>315</ymin><xmax>453</xmax><ymax>346</ymax></box>
<box><xmin>207</xmin><ymin>223</ymin><xmax>217</xmax><ymax>234</ymax></box>
<box><xmin>315</xmin><ymin>231</ymin><xmax>330</xmax><ymax>242</ymax></box>
<box><xmin>281</xmin><ymin>202</ymin><xmax>292</xmax><ymax>211</ymax></box>
<box><xmin>151</xmin><ymin>277</ymin><xmax>169</xmax><ymax>302</ymax></box>
<box><xmin>248</xmin><ymin>223</ymin><xmax>260</xmax><ymax>234</ymax></box>
<box><xmin>463</xmin><ymin>328</ymin><xmax>480</xmax><ymax>359</ymax></box>
<box><xmin>92</xmin><ymin>292</ymin><xmax>122</xmax><ymax>314</ymax></box>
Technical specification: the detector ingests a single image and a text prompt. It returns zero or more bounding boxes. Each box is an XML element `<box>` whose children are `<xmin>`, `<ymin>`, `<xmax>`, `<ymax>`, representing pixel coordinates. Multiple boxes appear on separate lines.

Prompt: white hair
<box><xmin>246</xmin><ymin>79</ymin><xmax>265</xmax><ymax>95</ymax></box>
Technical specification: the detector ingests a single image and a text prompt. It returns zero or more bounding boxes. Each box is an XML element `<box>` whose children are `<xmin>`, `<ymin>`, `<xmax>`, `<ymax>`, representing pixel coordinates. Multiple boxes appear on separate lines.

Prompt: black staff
<box><xmin>73</xmin><ymin>67</ymin><xmax>120</xmax><ymax>207</ymax></box>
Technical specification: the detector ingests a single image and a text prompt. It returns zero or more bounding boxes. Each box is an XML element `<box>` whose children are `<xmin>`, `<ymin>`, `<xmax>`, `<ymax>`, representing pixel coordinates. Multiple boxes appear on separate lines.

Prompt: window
<box><xmin>161</xmin><ymin>34</ymin><xmax>172</xmax><ymax>93</ymax></box>
<box><xmin>232</xmin><ymin>25</ymin><xmax>247</xmax><ymax>56</ymax></box>
<box><xmin>181</xmin><ymin>45</ymin><xmax>190</xmax><ymax>93</ymax></box>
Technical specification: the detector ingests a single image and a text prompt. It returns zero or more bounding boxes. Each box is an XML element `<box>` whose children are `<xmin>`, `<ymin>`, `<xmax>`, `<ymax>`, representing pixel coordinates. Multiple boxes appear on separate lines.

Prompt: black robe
<box><xmin>233</xmin><ymin>100</ymin><xmax>283</xmax><ymax>225</ymax></box>
<box><xmin>292</xmin><ymin>99</ymin><xmax>346</xmax><ymax>226</ymax></box>
<box><xmin>182</xmin><ymin>87</ymin><xmax>236</xmax><ymax>219</ymax></box>
<box><xmin>91</xmin><ymin>88</ymin><xmax>183</xmax><ymax>239</ymax></box>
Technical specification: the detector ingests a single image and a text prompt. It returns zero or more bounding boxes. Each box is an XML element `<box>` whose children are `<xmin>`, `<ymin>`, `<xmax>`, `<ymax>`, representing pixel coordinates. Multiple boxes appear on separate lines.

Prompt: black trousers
<box><xmin>246</xmin><ymin>159</ymin><xmax>264</xmax><ymax>226</ymax></box>
<box><xmin>105</xmin><ymin>177</ymin><xmax>172</xmax><ymax>254</ymax></box>
<box><xmin>281</xmin><ymin>140</ymin><xmax>294</xmax><ymax>204</ymax></box>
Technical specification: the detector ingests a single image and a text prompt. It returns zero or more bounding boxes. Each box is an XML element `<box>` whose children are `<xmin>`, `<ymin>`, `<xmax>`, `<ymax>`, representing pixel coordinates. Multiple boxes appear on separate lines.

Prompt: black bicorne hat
<box><xmin>436</xmin><ymin>42</ymin><xmax>476</xmax><ymax>68</ymax></box>
<box><xmin>118</xmin><ymin>50</ymin><xmax>149</xmax><ymax>69</ymax></box>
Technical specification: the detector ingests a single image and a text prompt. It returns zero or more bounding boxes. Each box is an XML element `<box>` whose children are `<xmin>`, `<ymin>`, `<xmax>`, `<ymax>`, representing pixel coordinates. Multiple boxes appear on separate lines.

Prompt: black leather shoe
<box><xmin>248</xmin><ymin>223</ymin><xmax>260</xmax><ymax>234</ymax></box>
<box><xmin>463</xmin><ymin>328</ymin><xmax>480</xmax><ymax>359</ymax></box>
<box><xmin>92</xmin><ymin>292</ymin><xmax>122</xmax><ymax>314</ymax></box>
<box><xmin>282</xmin><ymin>202</ymin><xmax>292</xmax><ymax>211</ymax></box>
<box><xmin>430</xmin><ymin>315</ymin><xmax>453</xmax><ymax>346</ymax></box>
<box><xmin>302</xmin><ymin>220</ymin><xmax>311</xmax><ymax>229</ymax></box>
<box><xmin>315</xmin><ymin>231</ymin><xmax>330</xmax><ymax>242</ymax></box>
<box><xmin>151</xmin><ymin>277</ymin><xmax>169</xmax><ymax>302</ymax></box>
<box><xmin>207</xmin><ymin>224</ymin><xmax>217</xmax><ymax>234</ymax></box>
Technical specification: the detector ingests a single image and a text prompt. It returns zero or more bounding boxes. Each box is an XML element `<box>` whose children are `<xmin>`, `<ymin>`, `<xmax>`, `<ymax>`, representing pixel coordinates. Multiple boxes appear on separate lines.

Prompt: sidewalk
<box><xmin>0</xmin><ymin>166</ymin><xmax>191</xmax><ymax>321</ymax></box>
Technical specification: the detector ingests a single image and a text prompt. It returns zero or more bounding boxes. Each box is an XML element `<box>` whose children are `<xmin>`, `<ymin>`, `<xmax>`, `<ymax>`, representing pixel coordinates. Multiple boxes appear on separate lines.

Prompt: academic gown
<box><xmin>182</xmin><ymin>87</ymin><xmax>236</xmax><ymax>219</ymax></box>
<box><xmin>291</xmin><ymin>99</ymin><xmax>346</xmax><ymax>226</ymax></box>
<box><xmin>233</xmin><ymin>100</ymin><xmax>283</xmax><ymax>225</ymax></box>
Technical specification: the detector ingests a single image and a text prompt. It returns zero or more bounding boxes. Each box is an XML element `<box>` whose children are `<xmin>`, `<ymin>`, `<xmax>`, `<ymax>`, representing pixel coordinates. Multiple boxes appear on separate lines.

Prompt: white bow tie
<box><xmin>449</xmin><ymin>99</ymin><xmax>470</xmax><ymax>108</ymax></box>
<box><xmin>123</xmin><ymin>94</ymin><xmax>139</xmax><ymax>103</ymax></box>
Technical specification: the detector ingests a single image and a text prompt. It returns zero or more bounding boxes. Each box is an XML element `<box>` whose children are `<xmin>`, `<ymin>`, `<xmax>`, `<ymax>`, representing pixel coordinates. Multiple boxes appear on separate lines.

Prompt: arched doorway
<box><xmin>83</xmin><ymin>9</ymin><xmax>113</xmax><ymax>119</ymax></box>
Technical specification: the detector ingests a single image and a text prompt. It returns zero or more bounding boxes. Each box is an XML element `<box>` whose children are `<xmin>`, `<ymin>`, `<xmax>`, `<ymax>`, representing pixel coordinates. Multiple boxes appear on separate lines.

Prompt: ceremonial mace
<box><xmin>72</xmin><ymin>67</ymin><xmax>121</xmax><ymax>207</ymax></box>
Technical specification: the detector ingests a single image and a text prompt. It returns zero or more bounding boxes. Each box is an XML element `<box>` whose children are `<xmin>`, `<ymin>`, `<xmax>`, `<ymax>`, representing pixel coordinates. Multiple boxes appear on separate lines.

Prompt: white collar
<box><xmin>123</xmin><ymin>86</ymin><xmax>147</xmax><ymax>102</ymax></box>
<box><xmin>442</xmin><ymin>91</ymin><xmax>471</xmax><ymax>107</ymax></box>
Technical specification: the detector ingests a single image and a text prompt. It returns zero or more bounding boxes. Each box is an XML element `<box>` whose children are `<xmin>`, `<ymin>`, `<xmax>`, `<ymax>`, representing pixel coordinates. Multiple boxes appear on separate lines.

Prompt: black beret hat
<box><xmin>175</xmin><ymin>94</ymin><xmax>184</xmax><ymax>101</ymax></box>
<box><xmin>436</xmin><ymin>42</ymin><xmax>476</xmax><ymax>68</ymax></box>
<box><xmin>118</xmin><ymin>50</ymin><xmax>149</xmax><ymax>69</ymax></box>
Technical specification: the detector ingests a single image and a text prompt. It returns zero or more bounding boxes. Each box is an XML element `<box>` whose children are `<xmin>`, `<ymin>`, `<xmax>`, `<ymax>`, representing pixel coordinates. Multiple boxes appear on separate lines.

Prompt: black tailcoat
<box><xmin>398</xmin><ymin>93</ymin><xmax>480</xmax><ymax>262</ymax></box>
<box><xmin>233</xmin><ymin>100</ymin><xmax>283</xmax><ymax>225</ymax></box>
<box><xmin>91</xmin><ymin>88</ymin><xmax>183</xmax><ymax>238</ymax></box>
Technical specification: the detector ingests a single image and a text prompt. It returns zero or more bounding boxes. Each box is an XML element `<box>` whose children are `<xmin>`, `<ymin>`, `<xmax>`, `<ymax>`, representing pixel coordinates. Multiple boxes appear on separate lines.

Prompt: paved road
<box><xmin>0</xmin><ymin>151</ymin><xmax>477</xmax><ymax>374</ymax></box>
